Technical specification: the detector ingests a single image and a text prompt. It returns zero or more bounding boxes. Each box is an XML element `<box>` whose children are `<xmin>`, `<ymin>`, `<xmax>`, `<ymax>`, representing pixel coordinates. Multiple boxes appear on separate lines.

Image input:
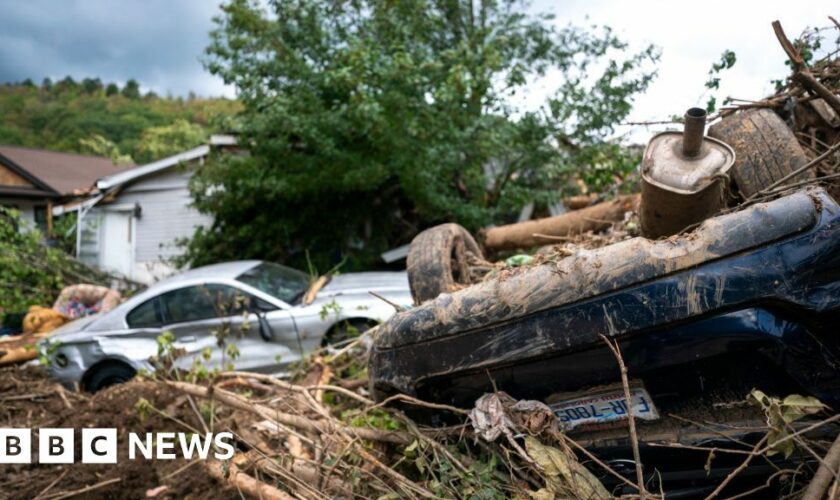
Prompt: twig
<box><xmin>186</xmin><ymin>394</ymin><xmax>210</xmax><ymax>434</ymax></box>
<box><xmin>218</xmin><ymin>371</ymin><xmax>373</xmax><ymax>405</ymax></box>
<box><xmin>167</xmin><ymin>380</ymin><xmax>412</xmax><ymax>444</ymax></box>
<box><xmin>704</xmin><ymin>434</ymin><xmax>768</xmax><ymax>500</ymax></box>
<box><xmin>371</xmin><ymin>393</ymin><xmax>471</xmax><ymax>415</ymax></box>
<box><xmin>725</xmin><ymin>468</ymin><xmax>799</xmax><ymax>500</ymax></box>
<box><xmin>802</xmin><ymin>432</ymin><xmax>840</xmax><ymax>500</ymax></box>
<box><xmin>47</xmin><ymin>477</ymin><xmax>121</xmax><ymax>500</ymax></box>
<box><xmin>162</xmin><ymin>458</ymin><xmax>202</xmax><ymax>479</ymax></box>
<box><xmin>369</xmin><ymin>291</ymin><xmax>405</xmax><ymax>312</ymax></box>
<box><xmin>600</xmin><ymin>334</ymin><xmax>646</xmax><ymax>499</ymax></box>
<box><xmin>33</xmin><ymin>469</ymin><xmax>68</xmax><ymax>499</ymax></box>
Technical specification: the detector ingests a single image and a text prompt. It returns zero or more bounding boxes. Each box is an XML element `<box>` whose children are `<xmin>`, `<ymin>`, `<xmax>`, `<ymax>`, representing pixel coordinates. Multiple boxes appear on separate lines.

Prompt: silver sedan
<box><xmin>42</xmin><ymin>260</ymin><xmax>411</xmax><ymax>391</ymax></box>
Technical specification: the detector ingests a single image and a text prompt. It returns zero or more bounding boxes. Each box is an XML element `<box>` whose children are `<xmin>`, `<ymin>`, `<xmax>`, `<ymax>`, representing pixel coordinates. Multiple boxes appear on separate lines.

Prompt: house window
<box><xmin>34</xmin><ymin>205</ymin><xmax>48</xmax><ymax>233</ymax></box>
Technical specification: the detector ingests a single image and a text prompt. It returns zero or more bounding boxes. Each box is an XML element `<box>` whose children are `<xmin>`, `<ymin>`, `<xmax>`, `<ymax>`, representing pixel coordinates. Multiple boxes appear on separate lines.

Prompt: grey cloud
<box><xmin>0</xmin><ymin>0</ymin><xmax>233</xmax><ymax>97</ymax></box>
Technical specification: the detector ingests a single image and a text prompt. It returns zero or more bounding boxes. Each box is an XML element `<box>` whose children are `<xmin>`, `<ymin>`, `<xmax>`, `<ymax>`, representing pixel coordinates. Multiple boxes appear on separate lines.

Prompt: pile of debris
<box><xmin>5</xmin><ymin>17</ymin><xmax>840</xmax><ymax>500</ymax></box>
<box><xmin>5</xmin><ymin>337</ymin><xmax>840</xmax><ymax>500</ymax></box>
<box><xmin>409</xmin><ymin>18</ymin><xmax>840</xmax><ymax>298</ymax></box>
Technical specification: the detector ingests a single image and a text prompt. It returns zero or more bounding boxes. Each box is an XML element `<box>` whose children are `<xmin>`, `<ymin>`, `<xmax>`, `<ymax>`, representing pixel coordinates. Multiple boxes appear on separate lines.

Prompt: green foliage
<box><xmin>78</xmin><ymin>134</ymin><xmax>134</xmax><ymax>165</ymax></box>
<box><xmin>704</xmin><ymin>50</ymin><xmax>737</xmax><ymax>112</ymax></box>
<box><xmin>342</xmin><ymin>407</ymin><xmax>402</xmax><ymax>431</ymax></box>
<box><xmin>318</xmin><ymin>299</ymin><xmax>342</xmax><ymax>321</ymax></box>
<box><xmin>134</xmin><ymin>119</ymin><xmax>209</xmax><ymax>162</ymax></box>
<box><xmin>0</xmin><ymin>79</ymin><xmax>241</xmax><ymax>164</ymax></box>
<box><xmin>0</xmin><ymin>208</ymin><xmax>65</xmax><ymax>312</ymax></box>
<box><xmin>37</xmin><ymin>339</ymin><xmax>63</xmax><ymax>367</ymax></box>
<box><xmin>184</xmin><ymin>0</ymin><xmax>659</xmax><ymax>270</ymax></box>
<box><xmin>750</xmin><ymin>389</ymin><xmax>826</xmax><ymax>458</ymax></box>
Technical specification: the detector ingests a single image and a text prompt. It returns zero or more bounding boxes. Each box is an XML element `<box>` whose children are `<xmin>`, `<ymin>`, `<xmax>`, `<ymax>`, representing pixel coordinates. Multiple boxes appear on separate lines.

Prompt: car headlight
<box><xmin>54</xmin><ymin>353</ymin><xmax>68</xmax><ymax>368</ymax></box>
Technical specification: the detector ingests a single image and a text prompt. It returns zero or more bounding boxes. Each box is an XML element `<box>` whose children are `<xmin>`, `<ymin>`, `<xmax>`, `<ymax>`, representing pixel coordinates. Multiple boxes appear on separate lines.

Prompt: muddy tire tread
<box><xmin>406</xmin><ymin>223</ymin><xmax>482</xmax><ymax>305</ymax></box>
<box><xmin>709</xmin><ymin>108</ymin><xmax>812</xmax><ymax>197</ymax></box>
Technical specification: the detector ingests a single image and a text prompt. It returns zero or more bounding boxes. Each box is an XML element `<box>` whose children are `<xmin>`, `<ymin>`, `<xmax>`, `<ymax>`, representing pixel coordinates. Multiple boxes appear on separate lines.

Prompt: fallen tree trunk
<box><xmin>482</xmin><ymin>194</ymin><xmax>639</xmax><ymax>251</ymax></box>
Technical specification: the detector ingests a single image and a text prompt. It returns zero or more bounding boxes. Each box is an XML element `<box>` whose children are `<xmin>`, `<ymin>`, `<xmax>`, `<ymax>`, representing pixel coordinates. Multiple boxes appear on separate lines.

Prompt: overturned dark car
<box><xmin>369</xmin><ymin>187</ymin><xmax>840</xmax><ymax>496</ymax></box>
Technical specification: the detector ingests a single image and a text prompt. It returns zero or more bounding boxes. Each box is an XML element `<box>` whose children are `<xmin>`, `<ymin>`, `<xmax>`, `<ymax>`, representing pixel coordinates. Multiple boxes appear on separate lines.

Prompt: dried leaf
<box><xmin>525</xmin><ymin>436</ymin><xmax>610</xmax><ymax>499</ymax></box>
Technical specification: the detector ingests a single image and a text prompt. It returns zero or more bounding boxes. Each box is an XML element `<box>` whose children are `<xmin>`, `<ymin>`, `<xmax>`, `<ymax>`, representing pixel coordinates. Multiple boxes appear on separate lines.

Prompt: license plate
<box><xmin>550</xmin><ymin>386</ymin><xmax>659</xmax><ymax>430</ymax></box>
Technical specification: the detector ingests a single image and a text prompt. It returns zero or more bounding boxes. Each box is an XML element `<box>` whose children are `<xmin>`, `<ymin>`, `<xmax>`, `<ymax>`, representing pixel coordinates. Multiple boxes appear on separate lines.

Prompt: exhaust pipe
<box><xmin>682</xmin><ymin>107</ymin><xmax>707</xmax><ymax>157</ymax></box>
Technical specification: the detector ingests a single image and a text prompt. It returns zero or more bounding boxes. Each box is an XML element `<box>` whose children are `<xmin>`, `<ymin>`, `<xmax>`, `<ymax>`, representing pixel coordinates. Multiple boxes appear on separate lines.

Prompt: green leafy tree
<box><xmin>82</xmin><ymin>77</ymin><xmax>103</xmax><ymax>95</ymax></box>
<box><xmin>121</xmin><ymin>79</ymin><xmax>141</xmax><ymax>99</ymax></box>
<box><xmin>78</xmin><ymin>134</ymin><xmax>134</xmax><ymax>165</ymax></box>
<box><xmin>0</xmin><ymin>79</ymin><xmax>240</xmax><ymax>163</ymax></box>
<box><xmin>0</xmin><ymin>208</ymin><xmax>65</xmax><ymax>312</ymax></box>
<box><xmin>185</xmin><ymin>0</ymin><xmax>658</xmax><ymax>270</ymax></box>
<box><xmin>134</xmin><ymin>119</ymin><xmax>208</xmax><ymax>163</ymax></box>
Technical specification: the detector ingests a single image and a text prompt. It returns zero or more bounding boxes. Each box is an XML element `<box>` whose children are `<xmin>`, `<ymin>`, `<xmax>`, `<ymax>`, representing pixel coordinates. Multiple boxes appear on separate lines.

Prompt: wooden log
<box><xmin>482</xmin><ymin>194</ymin><xmax>639</xmax><ymax>251</ymax></box>
<box><xmin>564</xmin><ymin>194</ymin><xmax>598</xmax><ymax>210</ymax></box>
<box><xmin>204</xmin><ymin>460</ymin><xmax>292</xmax><ymax>500</ymax></box>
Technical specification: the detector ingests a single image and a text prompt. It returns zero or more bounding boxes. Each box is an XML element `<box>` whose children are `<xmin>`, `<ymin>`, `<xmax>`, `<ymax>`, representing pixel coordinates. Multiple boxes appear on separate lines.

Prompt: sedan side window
<box><xmin>159</xmin><ymin>285</ymin><xmax>254</xmax><ymax>324</ymax></box>
<box><xmin>126</xmin><ymin>298</ymin><xmax>162</xmax><ymax>328</ymax></box>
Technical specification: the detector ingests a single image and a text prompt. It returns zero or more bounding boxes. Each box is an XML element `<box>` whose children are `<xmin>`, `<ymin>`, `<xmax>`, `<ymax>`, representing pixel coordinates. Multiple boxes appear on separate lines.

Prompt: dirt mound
<box><xmin>0</xmin><ymin>365</ymin><xmax>236</xmax><ymax>500</ymax></box>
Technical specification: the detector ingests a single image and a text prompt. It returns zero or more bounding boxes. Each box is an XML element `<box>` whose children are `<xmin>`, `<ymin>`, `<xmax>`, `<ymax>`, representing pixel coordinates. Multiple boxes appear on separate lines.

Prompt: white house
<box><xmin>56</xmin><ymin>135</ymin><xmax>236</xmax><ymax>284</ymax></box>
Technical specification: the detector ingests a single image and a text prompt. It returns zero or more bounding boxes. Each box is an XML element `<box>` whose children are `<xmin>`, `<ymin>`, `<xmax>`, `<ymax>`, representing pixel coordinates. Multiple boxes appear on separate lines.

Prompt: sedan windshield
<box><xmin>237</xmin><ymin>262</ymin><xmax>311</xmax><ymax>305</ymax></box>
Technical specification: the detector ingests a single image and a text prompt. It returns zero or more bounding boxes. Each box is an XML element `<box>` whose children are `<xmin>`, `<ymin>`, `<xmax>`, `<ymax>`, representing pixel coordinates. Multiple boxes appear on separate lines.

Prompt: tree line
<box><xmin>0</xmin><ymin>77</ymin><xmax>241</xmax><ymax>165</ymax></box>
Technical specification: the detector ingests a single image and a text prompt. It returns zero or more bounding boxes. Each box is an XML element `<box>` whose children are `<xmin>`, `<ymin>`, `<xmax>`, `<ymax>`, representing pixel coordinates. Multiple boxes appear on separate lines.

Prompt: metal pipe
<box><xmin>682</xmin><ymin>107</ymin><xmax>707</xmax><ymax>157</ymax></box>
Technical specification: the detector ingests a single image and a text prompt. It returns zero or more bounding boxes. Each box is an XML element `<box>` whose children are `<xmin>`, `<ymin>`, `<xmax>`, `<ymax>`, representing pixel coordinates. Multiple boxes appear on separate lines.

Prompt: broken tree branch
<box><xmin>600</xmin><ymin>335</ymin><xmax>647</xmax><ymax>499</ymax></box>
<box><xmin>773</xmin><ymin>20</ymin><xmax>840</xmax><ymax>116</ymax></box>
<box><xmin>204</xmin><ymin>459</ymin><xmax>293</xmax><ymax>500</ymax></box>
<box><xmin>802</xmin><ymin>432</ymin><xmax>840</xmax><ymax>500</ymax></box>
<box><xmin>166</xmin><ymin>380</ymin><xmax>412</xmax><ymax>445</ymax></box>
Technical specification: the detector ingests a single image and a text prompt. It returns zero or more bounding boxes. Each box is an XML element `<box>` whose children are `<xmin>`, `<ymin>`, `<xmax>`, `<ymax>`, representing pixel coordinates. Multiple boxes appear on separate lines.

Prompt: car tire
<box><xmin>406</xmin><ymin>223</ymin><xmax>483</xmax><ymax>305</ymax></box>
<box><xmin>708</xmin><ymin>108</ymin><xmax>812</xmax><ymax>198</ymax></box>
<box><xmin>85</xmin><ymin>361</ymin><xmax>136</xmax><ymax>393</ymax></box>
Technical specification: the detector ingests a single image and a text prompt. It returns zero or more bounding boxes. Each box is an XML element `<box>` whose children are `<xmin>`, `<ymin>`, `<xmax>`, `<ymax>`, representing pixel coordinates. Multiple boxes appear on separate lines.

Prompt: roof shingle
<box><xmin>0</xmin><ymin>145</ymin><xmax>127</xmax><ymax>196</ymax></box>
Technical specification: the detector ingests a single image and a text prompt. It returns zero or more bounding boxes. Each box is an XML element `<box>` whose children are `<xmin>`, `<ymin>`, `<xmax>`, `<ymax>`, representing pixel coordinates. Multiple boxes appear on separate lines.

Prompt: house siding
<box><xmin>115</xmin><ymin>168</ymin><xmax>211</xmax><ymax>262</ymax></box>
<box><xmin>83</xmin><ymin>164</ymin><xmax>212</xmax><ymax>284</ymax></box>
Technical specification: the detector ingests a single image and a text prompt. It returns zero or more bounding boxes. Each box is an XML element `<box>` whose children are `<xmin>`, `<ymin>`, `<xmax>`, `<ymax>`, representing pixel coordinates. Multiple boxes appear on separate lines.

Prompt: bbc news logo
<box><xmin>0</xmin><ymin>429</ymin><xmax>235</xmax><ymax>464</ymax></box>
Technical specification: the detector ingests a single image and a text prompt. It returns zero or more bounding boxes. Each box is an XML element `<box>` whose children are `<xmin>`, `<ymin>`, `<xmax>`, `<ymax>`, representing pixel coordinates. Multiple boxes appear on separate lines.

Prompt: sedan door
<box><xmin>157</xmin><ymin>284</ymin><xmax>301</xmax><ymax>373</ymax></box>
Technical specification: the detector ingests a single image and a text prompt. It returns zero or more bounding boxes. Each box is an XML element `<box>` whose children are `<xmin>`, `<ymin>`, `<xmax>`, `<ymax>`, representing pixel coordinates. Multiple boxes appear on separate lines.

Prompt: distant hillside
<box><xmin>0</xmin><ymin>77</ymin><xmax>241</xmax><ymax>165</ymax></box>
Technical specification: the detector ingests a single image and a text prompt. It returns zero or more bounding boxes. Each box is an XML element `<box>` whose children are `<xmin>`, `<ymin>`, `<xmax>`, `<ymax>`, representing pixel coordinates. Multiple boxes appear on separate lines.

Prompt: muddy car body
<box><xmin>370</xmin><ymin>188</ymin><xmax>840</xmax><ymax>494</ymax></box>
<box><xmin>45</xmin><ymin>261</ymin><xmax>410</xmax><ymax>391</ymax></box>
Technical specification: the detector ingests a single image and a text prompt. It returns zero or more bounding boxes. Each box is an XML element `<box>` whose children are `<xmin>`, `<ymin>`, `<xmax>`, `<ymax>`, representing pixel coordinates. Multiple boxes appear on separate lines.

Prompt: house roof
<box><xmin>0</xmin><ymin>145</ymin><xmax>125</xmax><ymax>196</ymax></box>
<box><xmin>96</xmin><ymin>144</ymin><xmax>210</xmax><ymax>190</ymax></box>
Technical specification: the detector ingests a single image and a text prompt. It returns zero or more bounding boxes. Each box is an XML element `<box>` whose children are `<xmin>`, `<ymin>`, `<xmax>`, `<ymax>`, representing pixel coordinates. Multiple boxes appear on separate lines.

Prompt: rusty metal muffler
<box><xmin>640</xmin><ymin>107</ymin><xmax>735</xmax><ymax>238</ymax></box>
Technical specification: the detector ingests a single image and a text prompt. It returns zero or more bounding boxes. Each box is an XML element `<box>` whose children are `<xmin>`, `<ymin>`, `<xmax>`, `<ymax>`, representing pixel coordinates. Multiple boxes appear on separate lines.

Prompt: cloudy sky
<box><xmin>0</xmin><ymin>0</ymin><xmax>836</xmax><ymax>138</ymax></box>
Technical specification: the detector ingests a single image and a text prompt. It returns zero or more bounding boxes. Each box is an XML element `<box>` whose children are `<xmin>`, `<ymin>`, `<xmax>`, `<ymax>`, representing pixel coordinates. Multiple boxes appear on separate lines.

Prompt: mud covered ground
<box><xmin>0</xmin><ymin>365</ymin><xmax>238</xmax><ymax>500</ymax></box>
